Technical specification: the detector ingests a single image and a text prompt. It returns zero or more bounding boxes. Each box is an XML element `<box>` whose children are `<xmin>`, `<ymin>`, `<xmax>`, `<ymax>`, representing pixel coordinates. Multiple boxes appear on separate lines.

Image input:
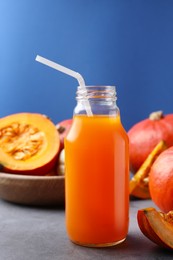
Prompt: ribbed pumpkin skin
<box><xmin>128</xmin><ymin>113</ymin><xmax>173</xmax><ymax>173</ymax></box>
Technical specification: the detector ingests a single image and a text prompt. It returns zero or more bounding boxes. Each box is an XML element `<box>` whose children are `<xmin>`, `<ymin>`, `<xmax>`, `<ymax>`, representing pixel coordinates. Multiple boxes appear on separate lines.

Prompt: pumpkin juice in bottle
<box><xmin>65</xmin><ymin>86</ymin><xmax>129</xmax><ymax>247</ymax></box>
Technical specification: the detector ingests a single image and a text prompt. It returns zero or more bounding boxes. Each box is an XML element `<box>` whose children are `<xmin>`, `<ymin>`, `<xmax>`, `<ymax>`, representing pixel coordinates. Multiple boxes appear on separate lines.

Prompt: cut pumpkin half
<box><xmin>0</xmin><ymin>113</ymin><xmax>60</xmax><ymax>175</ymax></box>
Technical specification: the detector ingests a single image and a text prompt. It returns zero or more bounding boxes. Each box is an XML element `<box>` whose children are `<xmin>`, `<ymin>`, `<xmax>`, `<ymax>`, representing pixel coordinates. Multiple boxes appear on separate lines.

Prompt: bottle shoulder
<box><xmin>65</xmin><ymin>115</ymin><xmax>128</xmax><ymax>144</ymax></box>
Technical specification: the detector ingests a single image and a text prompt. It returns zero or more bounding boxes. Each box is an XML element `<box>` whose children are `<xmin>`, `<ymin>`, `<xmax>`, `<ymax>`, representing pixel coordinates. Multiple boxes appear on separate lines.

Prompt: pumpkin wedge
<box><xmin>129</xmin><ymin>140</ymin><xmax>167</xmax><ymax>198</ymax></box>
<box><xmin>137</xmin><ymin>207</ymin><xmax>173</xmax><ymax>249</ymax></box>
<box><xmin>0</xmin><ymin>113</ymin><xmax>60</xmax><ymax>175</ymax></box>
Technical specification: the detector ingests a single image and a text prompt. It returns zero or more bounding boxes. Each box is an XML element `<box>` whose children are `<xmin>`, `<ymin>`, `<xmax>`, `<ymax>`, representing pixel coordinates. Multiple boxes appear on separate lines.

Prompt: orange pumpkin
<box><xmin>128</xmin><ymin>111</ymin><xmax>173</xmax><ymax>173</ymax></box>
<box><xmin>149</xmin><ymin>147</ymin><xmax>173</xmax><ymax>213</ymax></box>
<box><xmin>0</xmin><ymin>113</ymin><xmax>60</xmax><ymax>175</ymax></box>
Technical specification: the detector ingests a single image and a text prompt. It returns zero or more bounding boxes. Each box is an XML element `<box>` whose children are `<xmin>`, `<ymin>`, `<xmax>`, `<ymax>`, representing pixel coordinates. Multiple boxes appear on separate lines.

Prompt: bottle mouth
<box><xmin>76</xmin><ymin>86</ymin><xmax>117</xmax><ymax>101</ymax></box>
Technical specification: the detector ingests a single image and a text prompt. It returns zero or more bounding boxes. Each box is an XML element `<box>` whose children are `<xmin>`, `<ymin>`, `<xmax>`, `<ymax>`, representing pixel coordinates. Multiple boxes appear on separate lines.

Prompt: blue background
<box><xmin>0</xmin><ymin>0</ymin><xmax>173</xmax><ymax>131</ymax></box>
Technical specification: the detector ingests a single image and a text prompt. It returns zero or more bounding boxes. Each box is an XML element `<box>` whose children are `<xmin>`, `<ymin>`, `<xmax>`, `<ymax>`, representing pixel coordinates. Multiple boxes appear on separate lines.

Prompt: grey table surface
<box><xmin>0</xmin><ymin>198</ymin><xmax>173</xmax><ymax>260</ymax></box>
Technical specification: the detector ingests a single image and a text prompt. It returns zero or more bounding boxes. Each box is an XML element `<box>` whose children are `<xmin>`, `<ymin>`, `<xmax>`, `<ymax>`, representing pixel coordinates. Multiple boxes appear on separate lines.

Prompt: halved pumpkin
<box><xmin>0</xmin><ymin>113</ymin><xmax>60</xmax><ymax>175</ymax></box>
<box><xmin>137</xmin><ymin>207</ymin><xmax>173</xmax><ymax>249</ymax></box>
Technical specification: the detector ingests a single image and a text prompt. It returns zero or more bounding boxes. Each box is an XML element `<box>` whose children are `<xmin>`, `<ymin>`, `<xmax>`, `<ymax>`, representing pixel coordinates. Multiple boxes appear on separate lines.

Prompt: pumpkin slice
<box><xmin>137</xmin><ymin>207</ymin><xmax>173</xmax><ymax>249</ymax></box>
<box><xmin>129</xmin><ymin>140</ymin><xmax>167</xmax><ymax>196</ymax></box>
<box><xmin>0</xmin><ymin>113</ymin><xmax>60</xmax><ymax>175</ymax></box>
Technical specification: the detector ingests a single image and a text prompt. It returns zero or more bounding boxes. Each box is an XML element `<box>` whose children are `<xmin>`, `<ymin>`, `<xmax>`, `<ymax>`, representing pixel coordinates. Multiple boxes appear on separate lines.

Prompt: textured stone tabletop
<box><xmin>0</xmin><ymin>198</ymin><xmax>173</xmax><ymax>260</ymax></box>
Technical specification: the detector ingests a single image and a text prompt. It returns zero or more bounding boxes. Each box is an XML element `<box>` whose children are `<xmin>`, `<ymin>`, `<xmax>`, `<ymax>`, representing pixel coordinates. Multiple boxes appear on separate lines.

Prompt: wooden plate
<box><xmin>0</xmin><ymin>172</ymin><xmax>65</xmax><ymax>206</ymax></box>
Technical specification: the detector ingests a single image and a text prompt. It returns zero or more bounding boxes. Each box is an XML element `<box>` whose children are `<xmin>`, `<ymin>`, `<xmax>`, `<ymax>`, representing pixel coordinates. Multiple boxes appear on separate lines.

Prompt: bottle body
<box><xmin>65</xmin><ymin>86</ymin><xmax>129</xmax><ymax>247</ymax></box>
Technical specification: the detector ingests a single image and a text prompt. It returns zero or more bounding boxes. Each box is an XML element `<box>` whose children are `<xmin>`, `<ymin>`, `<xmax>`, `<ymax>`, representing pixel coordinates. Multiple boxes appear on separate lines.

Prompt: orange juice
<box><xmin>65</xmin><ymin>114</ymin><xmax>129</xmax><ymax>247</ymax></box>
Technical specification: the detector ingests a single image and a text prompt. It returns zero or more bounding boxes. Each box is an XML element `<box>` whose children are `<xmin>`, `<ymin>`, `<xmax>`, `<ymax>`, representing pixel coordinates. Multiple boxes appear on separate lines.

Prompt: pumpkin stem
<box><xmin>56</xmin><ymin>125</ymin><xmax>66</xmax><ymax>134</ymax></box>
<box><xmin>149</xmin><ymin>111</ymin><xmax>164</xmax><ymax>120</ymax></box>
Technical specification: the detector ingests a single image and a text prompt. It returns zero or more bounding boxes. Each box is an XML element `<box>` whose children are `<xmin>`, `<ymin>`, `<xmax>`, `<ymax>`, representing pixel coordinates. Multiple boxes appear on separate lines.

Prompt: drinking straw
<box><xmin>35</xmin><ymin>55</ymin><xmax>93</xmax><ymax>116</ymax></box>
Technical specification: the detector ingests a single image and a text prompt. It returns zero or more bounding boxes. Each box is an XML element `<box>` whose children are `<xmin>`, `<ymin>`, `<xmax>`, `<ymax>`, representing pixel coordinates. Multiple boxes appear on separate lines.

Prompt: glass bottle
<box><xmin>65</xmin><ymin>86</ymin><xmax>129</xmax><ymax>247</ymax></box>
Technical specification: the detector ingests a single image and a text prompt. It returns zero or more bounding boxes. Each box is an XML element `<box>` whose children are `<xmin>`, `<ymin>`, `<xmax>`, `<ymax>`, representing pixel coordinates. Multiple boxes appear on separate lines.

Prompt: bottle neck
<box><xmin>75</xmin><ymin>86</ymin><xmax>119</xmax><ymax>116</ymax></box>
